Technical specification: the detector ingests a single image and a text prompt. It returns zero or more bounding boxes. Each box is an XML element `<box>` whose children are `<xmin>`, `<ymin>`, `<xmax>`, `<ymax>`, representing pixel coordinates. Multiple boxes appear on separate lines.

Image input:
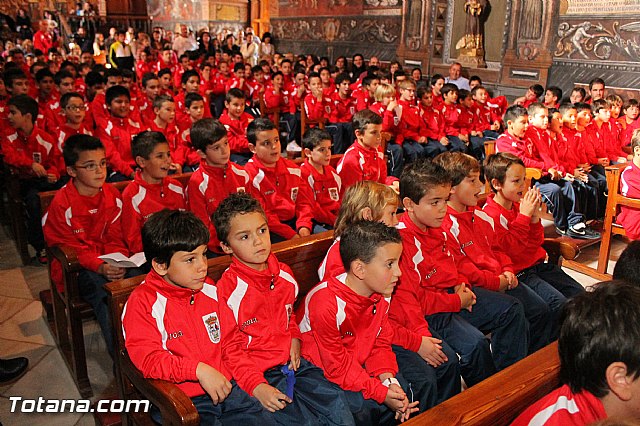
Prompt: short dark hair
<box><xmin>546</xmin><ymin>86</ymin><xmax>562</xmax><ymax>101</ymax></box>
<box><xmin>362</xmin><ymin>73</ymin><xmax>379</xmax><ymax>88</ymax></box>
<box><xmin>430</xmin><ymin>73</ymin><xmax>444</xmax><ymax>86</ymax></box>
<box><xmin>441</xmin><ymin>83</ymin><xmax>458</xmax><ymax>97</ymax></box>
<box><xmin>212</xmin><ymin>192</ymin><xmax>266</xmax><ymax>245</ymax></box>
<box><xmin>63</xmin><ymin>134</ymin><xmax>104</xmax><ymax>167</ymax></box>
<box><xmin>225</xmin><ymin>87</ymin><xmax>246</xmax><ymax>103</ymax></box>
<box><xmin>54</xmin><ymin>70</ymin><xmax>74</xmax><ymax>85</ymax></box>
<box><xmin>132</xmin><ymin>130</ymin><xmax>168</xmax><ymax>161</ymax></box>
<box><xmin>458</xmin><ymin>89</ymin><xmax>471</xmax><ymax>101</ymax></box>
<box><xmin>59</xmin><ymin>92</ymin><xmax>84</xmax><ymax>109</ymax></box>
<box><xmin>302</xmin><ymin>127</ymin><xmax>332</xmax><ymax>151</ymax></box>
<box><xmin>3</xmin><ymin>69</ymin><xmax>27</xmax><ymax>88</ymax></box>
<box><xmin>106</xmin><ymin>85</ymin><xmax>130</xmax><ymax>104</ymax></box>
<box><xmin>105</xmin><ymin>68</ymin><xmax>123</xmax><ymax>80</ymax></box>
<box><xmin>8</xmin><ymin>95</ymin><xmax>38</xmax><ymax>123</ymax></box>
<box><xmin>591</xmin><ymin>99</ymin><xmax>609</xmax><ymax>114</ymax></box>
<box><xmin>185</xmin><ymin>92</ymin><xmax>204</xmax><ymax>108</ymax></box>
<box><xmin>158</xmin><ymin>68</ymin><xmax>172</xmax><ymax>78</ymax></box>
<box><xmin>400</xmin><ymin>159</ymin><xmax>451</xmax><ymax>203</ymax></box>
<box><xmin>35</xmin><ymin>68</ymin><xmax>54</xmax><ymax>83</ymax></box>
<box><xmin>142</xmin><ymin>209</ymin><xmax>209</xmax><ymax>267</ymax></box>
<box><xmin>335</xmin><ymin>72</ymin><xmax>351</xmax><ymax>86</ymax></box>
<box><xmin>181</xmin><ymin>69</ymin><xmax>199</xmax><ymax>86</ymax></box>
<box><xmin>352</xmin><ymin>109</ymin><xmax>382</xmax><ymax>134</ymax></box>
<box><xmin>233</xmin><ymin>62</ymin><xmax>244</xmax><ymax>73</ymax></box>
<box><xmin>247</xmin><ymin>117</ymin><xmax>277</xmax><ymax>145</ymax></box>
<box><xmin>190</xmin><ymin>118</ymin><xmax>227</xmax><ymax>152</ymax></box>
<box><xmin>483</xmin><ymin>152</ymin><xmax>525</xmax><ymax>193</ymax></box>
<box><xmin>469</xmin><ymin>75</ymin><xmax>482</xmax><ymax>85</ymax></box>
<box><xmin>559</xmin><ymin>102</ymin><xmax>577</xmax><ymax>116</ymax></box>
<box><xmin>558</xmin><ymin>281</ymin><xmax>640</xmax><ymax>398</ymax></box>
<box><xmin>589</xmin><ymin>78</ymin><xmax>605</xmax><ymax>90</ymax></box>
<box><xmin>339</xmin><ymin>220</ymin><xmax>401</xmax><ymax>271</ymax></box>
<box><xmin>433</xmin><ymin>151</ymin><xmax>480</xmax><ymax>187</ymax></box>
<box><xmin>574</xmin><ymin>102</ymin><xmax>592</xmax><ymax>114</ymax></box>
<box><xmin>504</xmin><ymin>105</ymin><xmax>528</xmax><ymax>123</ymax></box>
<box><xmin>613</xmin><ymin>241</ymin><xmax>640</xmax><ymax>287</ymax></box>
<box><xmin>530</xmin><ymin>84</ymin><xmax>544</xmax><ymax>97</ymax></box>
<box><xmin>141</xmin><ymin>72</ymin><xmax>158</xmax><ymax>88</ymax></box>
<box><xmin>85</xmin><ymin>71</ymin><xmax>105</xmax><ymax>88</ymax></box>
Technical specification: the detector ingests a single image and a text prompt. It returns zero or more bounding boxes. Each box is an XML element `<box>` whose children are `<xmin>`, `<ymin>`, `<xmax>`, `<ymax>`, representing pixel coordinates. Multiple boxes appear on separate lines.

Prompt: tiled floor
<box><xmin>0</xmin><ymin>222</ymin><xmax>626</xmax><ymax>425</ymax></box>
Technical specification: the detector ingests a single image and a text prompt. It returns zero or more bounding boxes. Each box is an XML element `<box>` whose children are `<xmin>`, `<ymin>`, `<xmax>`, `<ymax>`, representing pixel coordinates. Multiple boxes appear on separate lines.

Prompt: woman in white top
<box><xmin>240</xmin><ymin>31</ymin><xmax>259</xmax><ymax>66</ymax></box>
<box><xmin>259</xmin><ymin>32</ymin><xmax>275</xmax><ymax>63</ymax></box>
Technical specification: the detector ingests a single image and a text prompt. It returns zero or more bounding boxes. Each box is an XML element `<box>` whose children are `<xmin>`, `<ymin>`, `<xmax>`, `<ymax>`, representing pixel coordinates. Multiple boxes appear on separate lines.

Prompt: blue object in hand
<box><xmin>280</xmin><ymin>365</ymin><xmax>296</xmax><ymax>400</ymax></box>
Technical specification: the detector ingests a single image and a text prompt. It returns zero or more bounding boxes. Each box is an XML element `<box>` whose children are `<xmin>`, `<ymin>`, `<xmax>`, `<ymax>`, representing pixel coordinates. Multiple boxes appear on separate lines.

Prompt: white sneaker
<box><xmin>287</xmin><ymin>141</ymin><xmax>302</xmax><ymax>152</ymax></box>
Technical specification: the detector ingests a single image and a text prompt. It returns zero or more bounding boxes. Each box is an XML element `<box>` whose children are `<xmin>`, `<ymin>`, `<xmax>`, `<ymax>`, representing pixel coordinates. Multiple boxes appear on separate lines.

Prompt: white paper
<box><xmin>99</xmin><ymin>252</ymin><xmax>146</xmax><ymax>268</ymax></box>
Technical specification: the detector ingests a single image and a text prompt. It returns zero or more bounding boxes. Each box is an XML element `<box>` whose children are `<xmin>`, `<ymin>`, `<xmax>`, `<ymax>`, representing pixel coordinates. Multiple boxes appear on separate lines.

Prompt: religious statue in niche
<box><xmin>456</xmin><ymin>0</ymin><xmax>487</xmax><ymax>67</ymax></box>
<box><xmin>519</xmin><ymin>0</ymin><xmax>543</xmax><ymax>39</ymax></box>
<box><xmin>405</xmin><ymin>0</ymin><xmax>423</xmax><ymax>50</ymax></box>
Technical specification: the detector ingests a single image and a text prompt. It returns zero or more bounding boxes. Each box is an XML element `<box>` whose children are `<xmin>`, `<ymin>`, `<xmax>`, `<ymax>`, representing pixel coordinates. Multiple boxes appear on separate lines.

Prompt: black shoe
<box><xmin>0</xmin><ymin>357</ymin><xmax>28</xmax><ymax>384</ymax></box>
<box><xmin>567</xmin><ymin>224</ymin><xmax>601</xmax><ymax>240</ymax></box>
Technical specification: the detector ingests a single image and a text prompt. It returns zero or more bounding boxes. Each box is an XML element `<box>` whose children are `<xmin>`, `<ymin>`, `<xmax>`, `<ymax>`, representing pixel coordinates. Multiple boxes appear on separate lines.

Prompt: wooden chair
<box><xmin>596</xmin><ymin>163</ymin><xmax>638</xmax><ymax>275</ymax></box>
<box><xmin>105</xmin><ymin>231</ymin><xmax>335</xmax><ymax>426</ymax></box>
<box><xmin>4</xmin><ymin>167</ymin><xmax>32</xmax><ymax>265</ymax></box>
<box><xmin>299</xmin><ymin>97</ymin><xmax>327</xmax><ymax>136</ymax></box>
<box><xmin>406</xmin><ymin>342</ymin><xmax>560</xmax><ymax>426</ymax></box>
<box><xmin>258</xmin><ymin>92</ymin><xmax>280</xmax><ymax>127</ymax></box>
<box><xmin>41</xmin><ymin>173</ymin><xmax>193</xmax><ymax>398</ymax></box>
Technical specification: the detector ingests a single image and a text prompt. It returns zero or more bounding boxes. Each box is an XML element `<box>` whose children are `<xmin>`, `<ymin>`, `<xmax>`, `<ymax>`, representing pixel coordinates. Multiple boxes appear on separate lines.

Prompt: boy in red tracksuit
<box><xmin>303</xmin><ymin>72</ymin><xmax>329</xmax><ymax>125</ymax></box>
<box><xmin>351</xmin><ymin>74</ymin><xmax>379</xmax><ymax>112</ymax></box>
<box><xmin>147</xmin><ymin>94</ymin><xmax>185</xmax><ymax>173</ymax></box>
<box><xmin>42</xmin><ymin>70</ymin><xmax>76</xmax><ymax>130</ymax></box>
<box><xmin>137</xmin><ymin>72</ymin><xmax>160</xmax><ymax>128</ymax></box>
<box><xmin>471</xmin><ymin>86</ymin><xmax>501</xmax><ymax>140</ymax></box>
<box><xmin>94</xmin><ymin>85</ymin><xmax>142</xmax><ymax>181</ymax></box>
<box><xmin>439</xmin><ymin>84</ymin><xmax>468</xmax><ymax>153</ymax></box>
<box><xmin>53</xmin><ymin>93</ymin><xmax>93</xmax><ymax>153</ymax></box>
<box><xmin>219</xmin><ymin>88</ymin><xmax>254</xmax><ymax>165</ymax></box>
<box><xmin>417</xmin><ymin>87</ymin><xmax>448</xmax><ymax>159</ymax></box>
<box><xmin>121</xmin><ymin>131</ymin><xmax>185</xmax><ymax>254</ymax></box>
<box><xmin>3</xmin><ymin>94</ymin><xmax>64</xmax><ymax>261</ymax></box>
<box><xmin>244</xmin><ymin>118</ymin><xmax>314</xmax><ymax>242</ymax></box>
<box><xmin>457</xmin><ymin>90</ymin><xmax>485</xmax><ymax>161</ymax></box>
<box><xmin>186</xmin><ymin>118</ymin><xmax>251</xmax><ymax>256</ymax></box>
<box><xmin>43</xmin><ymin>135</ymin><xmax>133</xmax><ymax>355</ymax></box>
<box><xmin>434</xmin><ymin>152</ymin><xmax>553</xmax><ymax>353</ymax></box>
<box><xmin>589</xmin><ymin>99</ymin><xmax>627</xmax><ymax>164</ymax></box>
<box><xmin>90</xmin><ymin>68</ymin><xmax>122</xmax><ymax>128</ymax></box>
<box><xmin>212</xmin><ymin>193</ymin><xmax>353</xmax><ymax>424</ymax></box>
<box><xmin>482</xmin><ymin>152</ymin><xmax>584</xmax><ymax>336</ymax></box>
<box><xmin>299</xmin><ymin>221</ymin><xmax>421</xmax><ymax>424</ymax></box>
<box><xmin>300</xmin><ymin>128</ymin><xmax>341</xmax><ymax>232</ymax></box>
<box><xmin>176</xmin><ymin>93</ymin><xmax>207</xmax><ymax>172</ymax></box>
<box><xmin>396</xmin><ymin>78</ymin><xmax>428</xmax><ymax>164</ymax></box>
<box><xmin>210</xmin><ymin>61</ymin><xmax>231</xmax><ymax>117</ymax></box>
<box><xmin>618</xmin><ymin>99</ymin><xmax>640</xmax><ymax>148</ymax></box>
<box><xmin>617</xmin><ymin>133</ymin><xmax>640</xmax><ymax>239</ymax></box>
<box><xmin>225</xmin><ymin>63</ymin><xmax>249</xmax><ymax>97</ymax></box>
<box><xmin>369</xmin><ymin>82</ymin><xmax>404</xmax><ymax>178</ymax></box>
<box><xmin>336</xmin><ymin>110</ymin><xmax>399</xmax><ymax>196</ymax></box>
<box><xmin>175</xmin><ymin>70</ymin><xmax>212</xmax><ymax>129</ymax></box>
<box><xmin>327</xmin><ymin>73</ymin><xmax>357</xmax><ymax>155</ymax></box>
<box><xmin>123</xmin><ymin>209</ymin><xmax>275</xmax><ymax>425</ymax></box>
<box><xmin>390</xmin><ymin>160</ymin><xmax>528</xmax><ymax>387</ymax></box>
<box><xmin>264</xmin><ymin>71</ymin><xmax>300</xmax><ymax>151</ymax></box>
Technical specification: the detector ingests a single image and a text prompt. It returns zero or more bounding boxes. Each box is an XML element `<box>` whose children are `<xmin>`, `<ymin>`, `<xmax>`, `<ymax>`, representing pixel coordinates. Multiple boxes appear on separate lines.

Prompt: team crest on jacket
<box><xmin>285</xmin><ymin>303</ymin><xmax>293</xmax><ymax>324</ymax></box>
<box><xmin>329</xmin><ymin>187</ymin><xmax>339</xmax><ymax>201</ymax></box>
<box><xmin>202</xmin><ymin>312</ymin><xmax>221</xmax><ymax>344</ymax></box>
<box><xmin>237</xmin><ymin>187</ymin><xmax>246</xmax><ymax>193</ymax></box>
<box><xmin>291</xmin><ymin>187</ymin><xmax>299</xmax><ymax>202</ymax></box>
<box><xmin>393</xmin><ymin>116</ymin><xmax>400</xmax><ymax>126</ymax></box>
<box><xmin>33</xmin><ymin>152</ymin><xmax>42</xmax><ymax>163</ymax></box>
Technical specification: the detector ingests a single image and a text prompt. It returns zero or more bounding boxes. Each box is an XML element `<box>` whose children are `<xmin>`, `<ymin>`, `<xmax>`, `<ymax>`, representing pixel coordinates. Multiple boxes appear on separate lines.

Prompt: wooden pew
<box><xmin>105</xmin><ymin>231</ymin><xmax>335</xmax><ymax>426</ymax></box>
<box><xmin>4</xmin><ymin>167</ymin><xmax>33</xmax><ymax>265</ymax></box>
<box><xmin>40</xmin><ymin>172</ymin><xmax>192</xmax><ymax>398</ymax></box>
<box><xmin>406</xmin><ymin>342</ymin><xmax>560</xmax><ymax>426</ymax></box>
<box><xmin>596</xmin><ymin>163</ymin><xmax>638</xmax><ymax>275</ymax></box>
<box><xmin>483</xmin><ymin>141</ymin><xmax>604</xmax><ymax>276</ymax></box>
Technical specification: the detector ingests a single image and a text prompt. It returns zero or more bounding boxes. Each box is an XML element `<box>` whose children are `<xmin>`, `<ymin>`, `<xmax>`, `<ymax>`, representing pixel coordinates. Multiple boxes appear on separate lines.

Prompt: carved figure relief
<box><xmin>456</xmin><ymin>0</ymin><xmax>486</xmax><ymax>50</ymax></box>
<box><xmin>519</xmin><ymin>0</ymin><xmax>543</xmax><ymax>39</ymax></box>
<box><xmin>272</xmin><ymin>17</ymin><xmax>399</xmax><ymax>44</ymax></box>
<box><xmin>555</xmin><ymin>21</ymin><xmax>640</xmax><ymax>61</ymax></box>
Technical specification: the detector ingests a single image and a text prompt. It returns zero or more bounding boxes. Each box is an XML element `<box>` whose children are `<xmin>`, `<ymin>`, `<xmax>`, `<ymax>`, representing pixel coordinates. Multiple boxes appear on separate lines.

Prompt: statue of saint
<box><xmin>457</xmin><ymin>0</ymin><xmax>486</xmax><ymax>50</ymax></box>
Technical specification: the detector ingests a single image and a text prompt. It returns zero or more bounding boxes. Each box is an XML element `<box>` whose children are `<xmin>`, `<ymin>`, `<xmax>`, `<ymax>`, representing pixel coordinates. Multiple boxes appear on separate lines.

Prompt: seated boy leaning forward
<box><xmin>512</xmin><ymin>281</ymin><xmax>640</xmax><ymax>426</ymax></box>
<box><xmin>43</xmin><ymin>135</ymin><xmax>138</xmax><ymax>356</ymax></box>
<box><xmin>483</xmin><ymin>152</ymin><xmax>584</xmax><ymax>339</ymax></box>
<box><xmin>389</xmin><ymin>159</ymin><xmax>529</xmax><ymax>388</ymax></box>
<box><xmin>212</xmin><ymin>193</ymin><xmax>354</xmax><ymax>425</ymax></box>
<box><xmin>244</xmin><ymin>117</ymin><xmax>316</xmax><ymax>243</ymax></box>
<box><xmin>123</xmin><ymin>209</ymin><xmax>276</xmax><ymax>425</ymax></box>
<box><xmin>300</xmin><ymin>127</ymin><xmax>342</xmax><ymax>233</ymax></box>
<box><xmin>616</xmin><ymin>130</ymin><xmax>640</xmax><ymax>240</ymax></box>
<box><xmin>299</xmin><ymin>221</ymin><xmax>420</xmax><ymax>425</ymax></box>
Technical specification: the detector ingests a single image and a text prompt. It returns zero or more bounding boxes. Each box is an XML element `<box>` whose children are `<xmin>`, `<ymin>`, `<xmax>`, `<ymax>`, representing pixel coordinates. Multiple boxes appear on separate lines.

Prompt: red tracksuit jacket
<box><xmin>420</xmin><ymin>104</ymin><xmax>446</xmax><ymax>141</ymax></box>
<box><xmin>186</xmin><ymin>161</ymin><xmax>250</xmax><ymax>252</ymax></box>
<box><xmin>397</xmin><ymin>99</ymin><xmax>427</xmax><ymax>145</ymax></box>
<box><xmin>299</xmin><ymin>274</ymin><xmax>398</xmax><ymax>404</ymax></box>
<box><xmin>351</xmin><ymin>87</ymin><xmax>372</xmax><ymax>112</ymax></box>
<box><xmin>618</xmin><ymin>117</ymin><xmax>640</xmax><ymax>148</ymax></box>
<box><xmin>303</xmin><ymin>93</ymin><xmax>330</xmax><ymax>122</ymax></box>
<box><xmin>264</xmin><ymin>85</ymin><xmax>295</xmax><ymax>115</ymax></box>
<box><xmin>216</xmin><ymin>254</ymin><xmax>303</xmax><ymax>394</ymax></box>
<box><xmin>219</xmin><ymin>111</ymin><xmax>253</xmax><ymax>154</ymax></box>
<box><xmin>123</xmin><ymin>271</ymin><xmax>267</xmax><ymax>398</ymax></box>
<box><xmin>94</xmin><ymin>116</ymin><xmax>143</xmax><ymax>177</ymax></box>
<box><xmin>558</xmin><ymin>126</ymin><xmax>588</xmax><ymax>172</ymax></box>
<box><xmin>300</xmin><ymin>160</ymin><xmax>342</xmax><ymax>226</ymax></box>
<box><xmin>245</xmin><ymin>156</ymin><xmax>315</xmax><ymax>239</ymax></box>
<box><xmin>336</xmin><ymin>142</ymin><xmax>394</xmax><ymax>197</ymax></box>
<box><xmin>136</xmin><ymin>97</ymin><xmax>156</xmax><ymax>128</ymax></box>
<box><xmin>496</xmin><ymin>132</ymin><xmax>545</xmax><ymax>170</ymax></box>
<box><xmin>441</xmin><ymin>103</ymin><xmax>463</xmax><ymax>137</ymax></box>
<box><xmin>369</xmin><ymin>102</ymin><xmax>399</xmax><ymax>138</ymax></box>
<box><xmin>442</xmin><ymin>206</ymin><xmax>514</xmax><ymax>291</ymax></box>
<box><xmin>147</xmin><ymin>120</ymin><xmax>188</xmax><ymax>166</ymax></box>
<box><xmin>121</xmin><ymin>172</ymin><xmax>185</xmax><ymax>253</ymax></box>
<box><xmin>2</xmin><ymin>127</ymin><xmax>61</xmax><ymax>180</ymax></box>
<box><xmin>456</xmin><ymin>105</ymin><xmax>475</xmax><ymax>135</ymax></box>
<box><xmin>42</xmin><ymin>181</ymin><xmax>129</xmax><ymax>291</ymax></box>
<box><xmin>583</xmin><ymin>122</ymin><xmax>609</xmax><ymax>164</ymax></box>
<box><xmin>482</xmin><ymin>194</ymin><xmax>547</xmax><ymax>272</ymax></box>
<box><xmin>329</xmin><ymin>92</ymin><xmax>357</xmax><ymax>123</ymax></box>
<box><xmin>473</xmin><ymin>102</ymin><xmax>493</xmax><ymax>132</ymax></box>
<box><xmin>388</xmin><ymin>213</ymin><xmax>464</xmax><ymax>340</ymax></box>
<box><xmin>617</xmin><ymin>161</ymin><xmax>640</xmax><ymax>239</ymax></box>
<box><xmin>525</xmin><ymin>126</ymin><xmax>565</xmax><ymax>174</ymax></box>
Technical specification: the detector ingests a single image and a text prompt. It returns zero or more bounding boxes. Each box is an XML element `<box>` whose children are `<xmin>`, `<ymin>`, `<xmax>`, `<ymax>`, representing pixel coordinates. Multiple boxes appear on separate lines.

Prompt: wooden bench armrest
<box><xmin>49</xmin><ymin>245</ymin><xmax>82</xmax><ymax>273</ymax></box>
<box><xmin>525</xmin><ymin>168</ymin><xmax>542</xmax><ymax>180</ymax></box>
<box><xmin>121</xmin><ymin>355</ymin><xmax>199</xmax><ymax>426</ymax></box>
<box><xmin>406</xmin><ymin>342</ymin><xmax>560</xmax><ymax>426</ymax></box>
<box><xmin>543</xmin><ymin>238</ymin><xmax>579</xmax><ymax>263</ymax></box>
<box><xmin>616</xmin><ymin>195</ymin><xmax>640</xmax><ymax>209</ymax></box>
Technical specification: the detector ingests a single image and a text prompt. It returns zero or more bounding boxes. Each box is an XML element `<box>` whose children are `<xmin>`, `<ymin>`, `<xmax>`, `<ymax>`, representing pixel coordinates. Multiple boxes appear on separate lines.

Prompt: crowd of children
<box><xmin>5</xmin><ymin>32</ymin><xmax>640</xmax><ymax>424</ymax></box>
